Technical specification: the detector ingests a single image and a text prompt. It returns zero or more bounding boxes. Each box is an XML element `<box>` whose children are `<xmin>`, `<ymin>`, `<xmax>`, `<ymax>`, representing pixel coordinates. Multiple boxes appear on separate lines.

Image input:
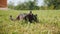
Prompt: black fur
<box><xmin>10</xmin><ymin>13</ymin><xmax>38</xmax><ymax>23</ymax></box>
<box><xmin>24</xmin><ymin>14</ymin><xmax>38</xmax><ymax>23</ymax></box>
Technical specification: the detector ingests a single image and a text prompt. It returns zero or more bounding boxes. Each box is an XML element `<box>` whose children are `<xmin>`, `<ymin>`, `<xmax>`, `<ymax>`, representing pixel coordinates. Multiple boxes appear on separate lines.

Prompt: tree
<box><xmin>8</xmin><ymin>1</ymin><xmax>15</xmax><ymax>9</ymax></box>
<box><xmin>29</xmin><ymin>0</ymin><xmax>39</xmax><ymax>10</ymax></box>
<box><xmin>15</xmin><ymin>0</ymin><xmax>39</xmax><ymax>10</ymax></box>
<box><xmin>44</xmin><ymin>0</ymin><xmax>60</xmax><ymax>9</ymax></box>
<box><xmin>8</xmin><ymin>0</ymin><xmax>40</xmax><ymax>10</ymax></box>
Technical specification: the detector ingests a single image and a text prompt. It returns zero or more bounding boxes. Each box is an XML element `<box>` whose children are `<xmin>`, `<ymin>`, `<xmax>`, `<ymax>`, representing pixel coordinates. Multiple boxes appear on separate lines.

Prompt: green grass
<box><xmin>0</xmin><ymin>10</ymin><xmax>60</xmax><ymax>34</ymax></box>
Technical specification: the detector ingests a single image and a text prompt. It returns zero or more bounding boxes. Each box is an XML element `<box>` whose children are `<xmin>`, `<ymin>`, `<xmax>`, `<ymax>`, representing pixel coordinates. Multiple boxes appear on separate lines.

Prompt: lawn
<box><xmin>0</xmin><ymin>10</ymin><xmax>60</xmax><ymax>34</ymax></box>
